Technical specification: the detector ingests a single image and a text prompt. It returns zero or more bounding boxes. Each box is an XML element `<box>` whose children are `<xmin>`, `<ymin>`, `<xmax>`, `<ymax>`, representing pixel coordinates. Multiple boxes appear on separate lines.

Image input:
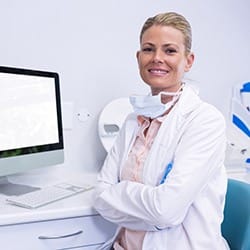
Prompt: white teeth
<box><xmin>150</xmin><ymin>69</ymin><xmax>168</xmax><ymax>73</ymax></box>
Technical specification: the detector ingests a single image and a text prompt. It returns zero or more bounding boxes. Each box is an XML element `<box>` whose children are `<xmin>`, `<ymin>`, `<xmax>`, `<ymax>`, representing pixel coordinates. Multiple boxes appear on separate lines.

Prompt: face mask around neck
<box><xmin>129</xmin><ymin>86</ymin><xmax>183</xmax><ymax>119</ymax></box>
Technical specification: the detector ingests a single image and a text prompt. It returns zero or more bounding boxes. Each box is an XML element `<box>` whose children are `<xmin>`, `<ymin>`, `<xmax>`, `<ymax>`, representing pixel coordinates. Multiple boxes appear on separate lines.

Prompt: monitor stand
<box><xmin>0</xmin><ymin>176</ymin><xmax>40</xmax><ymax>196</ymax></box>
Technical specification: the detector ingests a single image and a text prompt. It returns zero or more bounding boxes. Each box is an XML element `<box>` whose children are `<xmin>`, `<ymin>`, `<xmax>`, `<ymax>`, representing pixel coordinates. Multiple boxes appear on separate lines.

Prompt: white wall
<box><xmin>0</xmin><ymin>0</ymin><xmax>249</xmax><ymax>174</ymax></box>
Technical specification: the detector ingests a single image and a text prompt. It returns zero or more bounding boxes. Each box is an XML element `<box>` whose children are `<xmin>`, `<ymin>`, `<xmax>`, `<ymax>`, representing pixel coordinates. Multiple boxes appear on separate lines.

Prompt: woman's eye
<box><xmin>165</xmin><ymin>48</ymin><xmax>177</xmax><ymax>54</ymax></box>
<box><xmin>142</xmin><ymin>47</ymin><xmax>153</xmax><ymax>52</ymax></box>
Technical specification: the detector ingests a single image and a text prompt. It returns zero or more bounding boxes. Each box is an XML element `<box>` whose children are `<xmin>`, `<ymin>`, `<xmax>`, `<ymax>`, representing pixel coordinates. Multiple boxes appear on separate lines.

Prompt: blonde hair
<box><xmin>140</xmin><ymin>12</ymin><xmax>192</xmax><ymax>54</ymax></box>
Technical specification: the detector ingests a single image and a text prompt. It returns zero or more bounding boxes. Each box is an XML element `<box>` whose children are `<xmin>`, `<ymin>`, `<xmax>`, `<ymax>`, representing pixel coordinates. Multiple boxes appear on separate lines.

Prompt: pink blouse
<box><xmin>113</xmin><ymin>115</ymin><xmax>166</xmax><ymax>250</ymax></box>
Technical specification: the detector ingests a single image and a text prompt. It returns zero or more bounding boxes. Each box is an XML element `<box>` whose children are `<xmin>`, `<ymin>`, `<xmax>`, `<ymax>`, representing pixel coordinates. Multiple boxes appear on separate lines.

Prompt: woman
<box><xmin>94</xmin><ymin>12</ymin><xmax>229</xmax><ymax>250</ymax></box>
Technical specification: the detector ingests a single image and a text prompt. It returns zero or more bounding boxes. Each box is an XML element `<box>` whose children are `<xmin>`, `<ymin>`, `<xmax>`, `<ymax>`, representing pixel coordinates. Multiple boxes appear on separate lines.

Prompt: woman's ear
<box><xmin>136</xmin><ymin>50</ymin><xmax>140</xmax><ymax>64</ymax></box>
<box><xmin>184</xmin><ymin>52</ymin><xmax>195</xmax><ymax>72</ymax></box>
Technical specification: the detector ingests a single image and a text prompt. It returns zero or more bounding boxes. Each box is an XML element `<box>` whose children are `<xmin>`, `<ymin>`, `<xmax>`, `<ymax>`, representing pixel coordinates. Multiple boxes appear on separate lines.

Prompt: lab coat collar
<box><xmin>177</xmin><ymin>83</ymin><xmax>202</xmax><ymax>115</ymax></box>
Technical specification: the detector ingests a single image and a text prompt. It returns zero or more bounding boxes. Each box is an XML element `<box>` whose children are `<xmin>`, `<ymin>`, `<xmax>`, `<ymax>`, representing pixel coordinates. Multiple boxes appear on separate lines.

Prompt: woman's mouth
<box><xmin>148</xmin><ymin>69</ymin><xmax>169</xmax><ymax>76</ymax></box>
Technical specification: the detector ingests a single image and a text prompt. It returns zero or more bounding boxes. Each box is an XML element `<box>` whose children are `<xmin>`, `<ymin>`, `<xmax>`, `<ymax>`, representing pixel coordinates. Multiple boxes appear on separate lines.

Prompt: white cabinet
<box><xmin>0</xmin><ymin>214</ymin><xmax>116</xmax><ymax>250</ymax></box>
<box><xmin>0</xmin><ymin>173</ymin><xmax>118</xmax><ymax>249</ymax></box>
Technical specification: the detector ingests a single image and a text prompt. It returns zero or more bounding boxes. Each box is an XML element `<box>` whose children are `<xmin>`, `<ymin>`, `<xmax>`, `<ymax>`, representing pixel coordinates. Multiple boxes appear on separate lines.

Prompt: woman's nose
<box><xmin>152</xmin><ymin>50</ymin><xmax>164</xmax><ymax>63</ymax></box>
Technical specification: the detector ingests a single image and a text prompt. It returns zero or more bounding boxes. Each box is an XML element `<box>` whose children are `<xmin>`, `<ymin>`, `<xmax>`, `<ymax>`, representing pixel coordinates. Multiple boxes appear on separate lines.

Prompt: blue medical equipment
<box><xmin>230</xmin><ymin>82</ymin><xmax>250</xmax><ymax>167</ymax></box>
<box><xmin>232</xmin><ymin>82</ymin><xmax>250</xmax><ymax>137</ymax></box>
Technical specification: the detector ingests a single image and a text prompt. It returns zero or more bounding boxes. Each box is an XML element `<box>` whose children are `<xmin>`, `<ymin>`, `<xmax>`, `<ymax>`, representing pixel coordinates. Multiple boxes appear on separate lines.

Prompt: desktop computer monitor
<box><xmin>0</xmin><ymin>66</ymin><xmax>64</xmax><ymax>195</ymax></box>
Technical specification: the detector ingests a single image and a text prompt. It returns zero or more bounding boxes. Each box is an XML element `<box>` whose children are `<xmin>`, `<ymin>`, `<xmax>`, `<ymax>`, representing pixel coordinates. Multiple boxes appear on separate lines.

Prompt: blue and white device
<box><xmin>227</xmin><ymin>82</ymin><xmax>250</xmax><ymax>168</ymax></box>
<box><xmin>232</xmin><ymin>82</ymin><xmax>250</xmax><ymax>137</ymax></box>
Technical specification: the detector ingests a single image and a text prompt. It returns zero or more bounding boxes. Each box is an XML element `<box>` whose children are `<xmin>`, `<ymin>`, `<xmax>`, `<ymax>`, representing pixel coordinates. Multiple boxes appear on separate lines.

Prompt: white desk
<box><xmin>226</xmin><ymin>167</ymin><xmax>250</xmax><ymax>184</ymax></box>
<box><xmin>0</xmin><ymin>172</ymin><xmax>117</xmax><ymax>250</ymax></box>
<box><xmin>0</xmin><ymin>169</ymin><xmax>249</xmax><ymax>250</ymax></box>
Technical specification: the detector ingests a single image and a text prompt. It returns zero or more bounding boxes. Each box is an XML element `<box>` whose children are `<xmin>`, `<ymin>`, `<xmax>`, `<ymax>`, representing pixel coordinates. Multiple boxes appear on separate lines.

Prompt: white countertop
<box><xmin>0</xmin><ymin>172</ymin><xmax>98</xmax><ymax>226</ymax></box>
<box><xmin>226</xmin><ymin>167</ymin><xmax>250</xmax><ymax>183</ymax></box>
<box><xmin>0</xmin><ymin>168</ymin><xmax>249</xmax><ymax>227</ymax></box>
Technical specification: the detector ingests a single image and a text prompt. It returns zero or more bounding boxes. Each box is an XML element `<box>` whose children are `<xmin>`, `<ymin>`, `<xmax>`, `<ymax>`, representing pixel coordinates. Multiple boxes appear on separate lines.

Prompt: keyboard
<box><xmin>6</xmin><ymin>183</ymin><xmax>93</xmax><ymax>209</ymax></box>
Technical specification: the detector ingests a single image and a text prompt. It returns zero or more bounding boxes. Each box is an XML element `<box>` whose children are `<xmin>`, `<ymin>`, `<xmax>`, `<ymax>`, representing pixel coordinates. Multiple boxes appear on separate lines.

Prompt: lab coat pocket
<box><xmin>155</xmin><ymin>145</ymin><xmax>174</xmax><ymax>184</ymax></box>
<box><xmin>158</xmin><ymin>144</ymin><xmax>174</xmax><ymax>166</ymax></box>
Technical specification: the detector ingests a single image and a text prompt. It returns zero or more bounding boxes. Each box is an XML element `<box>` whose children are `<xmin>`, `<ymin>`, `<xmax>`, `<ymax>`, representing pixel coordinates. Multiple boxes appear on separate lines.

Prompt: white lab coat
<box><xmin>94</xmin><ymin>84</ymin><xmax>230</xmax><ymax>250</ymax></box>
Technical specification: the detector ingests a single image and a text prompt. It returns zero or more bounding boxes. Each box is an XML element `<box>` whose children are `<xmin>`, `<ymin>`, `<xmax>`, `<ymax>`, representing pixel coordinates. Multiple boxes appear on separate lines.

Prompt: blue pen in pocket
<box><xmin>160</xmin><ymin>161</ymin><xmax>173</xmax><ymax>184</ymax></box>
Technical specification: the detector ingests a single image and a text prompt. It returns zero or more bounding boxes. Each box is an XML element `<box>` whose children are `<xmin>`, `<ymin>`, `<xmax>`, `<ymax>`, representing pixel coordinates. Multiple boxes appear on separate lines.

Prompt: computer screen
<box><xmin>0</xmin><ymin>66</ymin><xmax>64</xmax><ymax>195</ymax></box>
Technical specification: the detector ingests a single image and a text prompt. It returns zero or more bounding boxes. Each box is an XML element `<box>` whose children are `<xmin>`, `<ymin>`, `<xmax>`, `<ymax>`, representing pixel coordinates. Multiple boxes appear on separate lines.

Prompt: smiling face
<box><xmin>137</xmin><ymin>25</ymin><xmax>194</xmax><ymax>95</ymax></box>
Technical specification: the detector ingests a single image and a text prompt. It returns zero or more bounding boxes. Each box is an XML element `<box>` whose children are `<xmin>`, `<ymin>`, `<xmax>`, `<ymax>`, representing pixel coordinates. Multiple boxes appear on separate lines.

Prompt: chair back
<box><xmin>221</xmin><ymin>178</ymin><xmax>250</xmax><ymax>250</ymax></box>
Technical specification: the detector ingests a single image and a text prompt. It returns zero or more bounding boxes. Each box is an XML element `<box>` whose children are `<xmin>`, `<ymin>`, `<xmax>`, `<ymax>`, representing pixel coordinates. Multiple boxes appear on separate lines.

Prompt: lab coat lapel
<box><xmin>142</xmin><ymin>84</ymin><xmax>202</xmax><ymax>185</ymax></box>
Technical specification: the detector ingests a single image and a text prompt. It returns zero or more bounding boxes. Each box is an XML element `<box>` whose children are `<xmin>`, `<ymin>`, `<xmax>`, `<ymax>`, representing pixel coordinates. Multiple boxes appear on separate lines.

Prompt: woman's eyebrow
<box><xmin>142</xmin><ymin>42</ymin><xmax>178</xmax><ymax>47</ymax></box>
<box><xmin>163</xmin><ymin>43</ymin><xmax>178</xmax><ymax>47</ymax></box>
<box><xmin>141</xmin><ymin>42</ymin><xmax>155</xmax><ymax>47</ymax></box>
